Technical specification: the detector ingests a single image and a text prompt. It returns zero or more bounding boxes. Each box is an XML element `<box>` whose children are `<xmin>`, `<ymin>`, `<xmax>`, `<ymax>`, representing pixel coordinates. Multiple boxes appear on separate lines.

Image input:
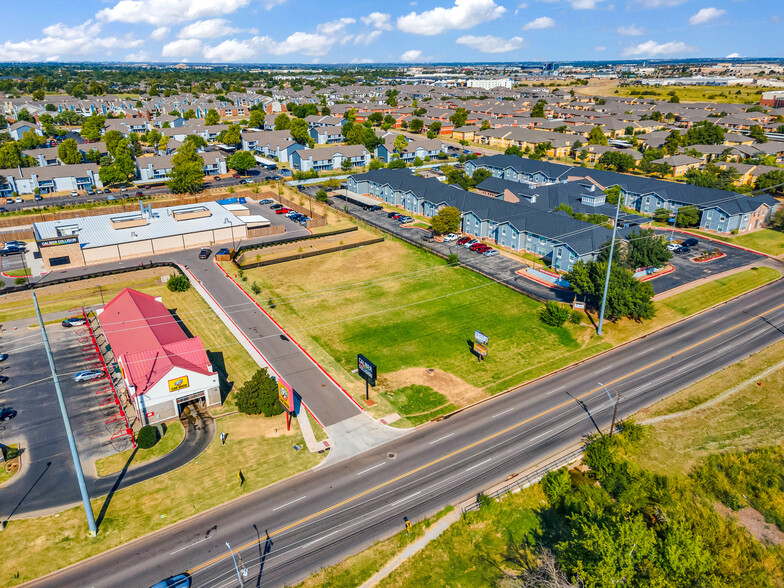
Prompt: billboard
<box><xmin>474</xmin><ymin>330</ymin><xmax>489</xmax><ymax>346</ymax></box>
<box><xmin>168</xmin><ymin>375</ymin><xmax>189</xmax><ymax>392</ymax></box>
<box><xmin>278</xmin><ymin>378</ymin><xmax>295</xmax><ymax>413</ymax></box>
<box><xmin>357</xmin><ymin>354</ymin><xmax>377</xmax><ymax>387</ymax></box>
<box><xmin>473</xmin><ymin>342</ymin><xmax>488</xmax><ymax>357</ymax></box>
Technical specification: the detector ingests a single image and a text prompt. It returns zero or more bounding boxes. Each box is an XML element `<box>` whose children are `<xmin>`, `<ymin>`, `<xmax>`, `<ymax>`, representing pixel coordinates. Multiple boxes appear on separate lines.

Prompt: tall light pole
<box><xmin>33</xmin><ymin>291</ymin><xmax>97</xmax><ymax>536</ymax></box>
<box><xmin>226</xmin><ymin>541</ymin><xmax>244</xmax><ymax>586</ymax></box>
<box><xmin>599</xmin><ymin>381</ymin><xmax>621</xmax><ymax>437</ymax></box>
<box><xmin>597</xmin><ymin>190</ymin><xmax>623</xmax><ymax>336</ymax></box>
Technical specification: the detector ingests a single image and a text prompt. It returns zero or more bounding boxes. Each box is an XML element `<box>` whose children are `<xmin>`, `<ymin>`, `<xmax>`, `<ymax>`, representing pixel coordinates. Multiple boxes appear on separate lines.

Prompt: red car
<box><xmin>469</xmin><ymin>242</ymin><xmax>486</xmax><ymax>251</ymax></box>
<box><xmin>232</xmin><ymin>174</ymin><xmax>240</xmax><ymax>178</ymax></box>
<box><xmin>457</xmin><ymin>237</ymin><xmax>471</xmax><ymax>245</ymax></box>
<box><xmin>275</xmin><ymin>207</ymin><xmax>291</xmax><ymax>214</ymax></box>
<box><xmin>475</xmin><ymin>245</ymin><xmax>492</xmax><ymax>253</ymax></box>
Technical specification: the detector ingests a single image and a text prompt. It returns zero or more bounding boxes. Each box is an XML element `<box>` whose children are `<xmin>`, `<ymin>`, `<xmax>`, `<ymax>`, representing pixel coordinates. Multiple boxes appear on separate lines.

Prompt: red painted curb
<box><xmin>639</xmin><ymin>264</ymin><xmax>675</xmax><ymax>282</ymax></box>
<box><xmin>651</xmin><ymin>226</ymin><xmax>769</xmax><ymax>258</ymax></box>
<box><xmin>515</xmin><ymin>269</ymin><xmax>570</xmax><ymax>291</ymax></box>
<box><xmin>211</xmin><ymin>261</ymin><xmax>366</xmax><ymax>414</ymax></box>
<box><xmin>693</xmin><ymin>253</ymin><xmax>727</xmax><ymax>264</ymax></box>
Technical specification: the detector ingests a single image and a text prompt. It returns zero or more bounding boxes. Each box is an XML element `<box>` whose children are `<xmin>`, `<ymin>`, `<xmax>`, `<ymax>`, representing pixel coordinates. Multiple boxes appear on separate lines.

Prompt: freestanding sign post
<box><xmin>357</xmin><ymin>354</ymin><xmax>377</xmax><ymax>401</ymax></box>
<box><xmin>278</xmin><ymin>377</ymin><xmax>295</xmax><ymax>431</ymax></box>
<box><xmin>473</xmin><ymin>330</ymin><xmax>489</xmax><ymax>362</ymax></box>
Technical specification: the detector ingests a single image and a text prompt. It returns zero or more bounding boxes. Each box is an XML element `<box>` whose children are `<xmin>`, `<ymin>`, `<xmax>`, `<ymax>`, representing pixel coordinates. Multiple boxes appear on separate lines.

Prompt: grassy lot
<box><xmin>688</xmin><ymin>228</ymin><xmax>784</xmax><ymax>257</ymax></box>
<box><xmin>629</xmin><ymin>337</ymin><xmax>784</xmax><ymax>477</ymax></box>
<box><xmin>94</xmin><ymin>421</ymin><xmax>185</xmax><ymax>477</ymax></box>
<box><xmin>224</xmin><ymin>239</ymin><xmax>599</xmax><ymax>419</ymax></box>
<box><xmin>0</xmin><ymin>412</ymin><xmax>323</xmax><ymax>586</ymax></box>
<box><xmin>612</xmin><ymin>85</ymin><xmax>778</xmax><ymax>104</ymax></box>
<box><xmin>383</xmin><ymin>385</ymin><xmax>456</xmax><ymax>426</ymax></box>
<box><xmin>295</xmin><ymin>507</ymin><xmax>455</xmax><ymax>588</ymax></box>
<box><xmin>3</xmin><ymin>268</ymin><xmax>31</xmax><ymax>277</ymax></box>
<box><xmin>0</xmin><ymin>444</ymin><xmax>20</xmax><ymax>486</ymax></box>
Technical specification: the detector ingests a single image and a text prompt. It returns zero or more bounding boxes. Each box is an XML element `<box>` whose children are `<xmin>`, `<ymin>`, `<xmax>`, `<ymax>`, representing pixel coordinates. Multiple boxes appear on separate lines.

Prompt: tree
<box><xmin>236</xmin><ymin>368</ymin><xmax>284</xmax><ymax>416</ymax></box>
<box><xmin>684</xmin><ymin>163</ymin><xmax>740</xmax><ymax>191</ymax></box>
<box><xmin>289</xmin><ymin>118</ymin><xmax>311</xmax><ymax>147</ymax></box>
<box><xmin>430</xmin><ymin>206</ymin><xmax>461</xmax><ymax>235</ymax></box>
<box><xmin>749</xmin><ymin>125</ymin><xmax>768</xmax><ymax>143</ymax></box>
<box><xmin>412</xmin><ymin>156</ymin><xmax>423</xmax><ymax>167</ymax></box>
<box><xmin>754</xmin><ymin>169</ymin><xmax>784</xmax><ymax>194</ymax></box>
<box><xmin>274</xmin><ymin>113</ymin><xmax>290</xmax><ymax>130</ymax></box>
<box><xmin>663</xmin><ymin>130</ymin><xmax>682</xmax><ymax>155</ymax></box>
<box><xmin>99</xmin><ymin>163</ymin><xmax>126</xmax><ymax>186</ymax></box>
<box><xmin>104</xmin><ymin>130</ymin><xmax>123</xmax><ymax>156</ymax></box>
<box><xmin>57</xmin><ymin>138</ymin><xmax>82</xmax><ymax>164</ymax></box>
<box><xmin>598</xmin><ymin>151</ymin><xmax>636</xmax><ymax>173</ymax></box>
<box><xmin>409</xmin><ymin>118</ymin><xmax>424</xmax><ymax>133</ymax></box>
<box><xmin>228</xmin><ymin>150</ymin><xmax>256</xmax><ymax>175</ymax></box>
<box><xmin>653</xmin><ymin>207</ymin><xmax>671</xmax><ymax>223</ymax></box>
<box><xmin>369</xmin><ymin>158</ymin><xmax>383</xmax><ymax>170</ymax></box>
<box><xmin>32</xmin><ymin>89</ymin><xmax>45</xmax><ymax>102</ymax></box>
<box><xmin>531</xmin><ymin>99</ymin><xmax>546</xmax><ymax>118</ymax></box>
<box><xmin>505</xmin><ymin>145</ymin><xmax>523</xmax><ymax>156</ymax></box>
<box><xmin>540</xmin><ymin>301</ymin><xmax>570</xmax><ymax>327</ymax></box>
<box><xmin>205</xmin><ymin>108</ymin><xmax>220</xmax><ymax>125</ymax></box>
<box><xmin>472</xmin><ymin>168</ymin><xmax>492</xmax><ymax>184</ymax></box>
<box><xmin>167</xmin><ymin>143</ymin><xmax>204</xmax><ymax>194</ymax></box>
<box><xmin>80</xmin><ymin>115</ymin><xmax>106</xmax><ymax>141</ymax></box>
<box><xmin>183</xmin><ymin>134</ymin><xmax>207</xmax><ymax>150</ymax></box>
<box><xmin>166</xmin><ymin>273</ymin><xmax>191</xmax><ymax>292</ymax></box>
<box><xmin>84</xmin><ymin>148</ymin><xmax>101</xmax><ymax>163</ymax></box>
<box><xmin>683</xmin><ymin>121</ymin><xmax>725</xmax><ymax>146</ymax></box>
<box><xmin>588</xmin><ymin>126</ymin><xmax>608</xmax><ymax>146</ymax></box>
<box><xmin>16</xmin><ymin>108</ymin><xmax>34</xmax><ymax>122</ymax></box>
<box><xmin>566</xmin><ymin>260</ymin><xmax>655</xmax><ymax>321</ymax></box>
<box><xmin>0</xmin><ymin>142</ymin><xmax>29</xmax><ymax>168</ymax></box>
<box><xmin>183</xmin><ymin>109</ymin><xmax>196</xmax><ymax>120</ymax></box>
<box><xmin>449</xmin><ymin>107</ymin><xmax>468</xmax><ymax>128</ymax></box>
<box><xmin>626</xmin><ymin>228</ymin><xmax>672</xmax><ymax>269</ymax></box>
<box><xmin>393</xmin><ymin>134</ymin><xmax>408</xmax><ymax>155</ymax></box>
<box><xmin>669</xmin><ymin>94</ymin><xmax>680</xmax><ymax>103</ymax></box>
<box><xmin>387</xmin><ymin>158</ymin><xmax>406</xmax><ymax>169</ymax></box>
<box><xmin>315</xmin><ymin>189</ymin><xmax>329</xmax><ymax>203</ymax></box>
<box><xmin>223</xmin><ymin>124</ymin><xmax>242</xmax><ymax>147</ymax></box>
<box><xmin>368</xmin><ymin>112</ymin><xmax>383</xmax><ymax>126</ymax></box>
<box><xmin>675</xmin><ymin>205</ymin><xmax>700</xmax><ymax>227</ymax></box>
<box><xmin>428</xmin><ymin>121</ymin><xmax>442</xmax><ymax>135</ymax></box>
<box><xmin>136</xmin><ymin>425</ymin><xmax>160</xmax><ymax>449</ymax></box>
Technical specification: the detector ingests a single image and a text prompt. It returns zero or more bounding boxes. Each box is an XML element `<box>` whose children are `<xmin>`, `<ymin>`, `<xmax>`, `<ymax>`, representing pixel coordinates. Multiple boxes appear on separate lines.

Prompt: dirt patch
<box><xmin>714</xmin><ymin>502</ymin><xmax>784</xmax><ymax>546</ymax></box>
<box><xmin>219</xmin><ymin>412</ymin><xmax>298</xmax><ymax>440</ymax></box>
<box><xmin>378</xmin><ymin>368</ymin><xmax>485</xmax><ymax>407</ymax></box>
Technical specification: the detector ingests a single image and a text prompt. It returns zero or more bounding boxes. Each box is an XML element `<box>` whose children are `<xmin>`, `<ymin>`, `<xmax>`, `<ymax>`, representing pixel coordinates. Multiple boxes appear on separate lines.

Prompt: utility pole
<box><xmin>33</xmin><ymin>291</ymin><xmax>97</xmax><ymax>536</ymax></box>
<box><xmin>226</xmin><ymin>542</ymin><xmax>244</xmax><ymax>586</ymax></box>
<box><xmin>597</xmin><ymin>190</ymin><xmax>622</xmax><ymax>336</ymax></box>
<box><xmin>599</xmin><ymin>381</ymin><xmax>621</xmax><ymax>437</ymax></box>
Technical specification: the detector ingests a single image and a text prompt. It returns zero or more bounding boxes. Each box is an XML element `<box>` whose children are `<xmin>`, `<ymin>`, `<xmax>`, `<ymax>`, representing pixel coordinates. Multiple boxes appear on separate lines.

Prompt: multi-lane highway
<box><xmin>26</xmin><ymin>276</ymin><xmax>784</xmax><ymax>588</ymax></box>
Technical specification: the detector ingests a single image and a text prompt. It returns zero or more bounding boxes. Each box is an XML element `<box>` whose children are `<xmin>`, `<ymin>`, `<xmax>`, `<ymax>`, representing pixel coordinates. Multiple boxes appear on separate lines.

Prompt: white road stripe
<box><xmin>301</xmin><ymin>530</ymin><xmax>340</xmax><ymax>549</ymax></box>
<box><xmin>356</xmin><ymin>462</ymin><xmax>385</xmax><ymax>476</ymax></box>
<box><xmin>389</xmin><ymin>491</ymin><xmax>422</xmax><ymax>508</ymax></box>
<box><xmin>169</xmin><ymin>537</ymin><xmax>208</xmax><ymax>555</ymax></box>
<box><xmin>428</xmin><ymin>433</ymin><xmax>454</xmax><ymax>445</ymax></box>
<box><xmin>491</xmin><ymin>408</ymin><xmax>514</xmax><ymax>419</ymax></box>
<box><xmin>547</xmin><ymin>385</ymin><xmax>565</xmax><ymax>395</ymax></box>
<box><xmin>464</xmin><ymin>458</ymin><xmax>491</xmax><ymax>472</ymax></box>
<box><xmin>272</xmin><ymin>495</ymin><xmax>307</xmax><ymax>511</ymax></box>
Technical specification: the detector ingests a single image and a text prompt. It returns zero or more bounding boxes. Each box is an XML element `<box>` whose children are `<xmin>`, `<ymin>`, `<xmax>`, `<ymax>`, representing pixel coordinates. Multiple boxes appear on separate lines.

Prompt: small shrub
<box><xmin>14</xmin><ymin>277</ymin><xmax>27</xmax><ymax>286</ymax></box>
<box><xmin>2</xmin><ymin>445</ymin><xmax>20</xmax><ymax>461</ymax></box>
<box><xmin>136</xmin><ymin>425</ymin><xmax>160</xmax><ymax>449</ymax></box>
<box><xmin>540</xmin><ymin>301</ymin><xmax>569</xmax><ymax>327</ymax></box>
<box><xmin>250</xmin><ymin>281</ymin><xmax>261</xmax><ymax>295</ymax></box>
<box><xmin>166</xmin><ymin>273</ymin><xmax>191</xmax><ymax>292</ymax></box>
<box><xmin>569</xmin><ymin>309</ymin><xmax>583</xmax><ymax>324</ymax></box>
<box><xmin>236</xmin><ymin>368</ymin><xmax>284</xmax><ymax>416</ymax></box>
<box><xmin>446</xmin><ymin>253</ymin><xmax>459</xmax><ymax>265</ymax></box>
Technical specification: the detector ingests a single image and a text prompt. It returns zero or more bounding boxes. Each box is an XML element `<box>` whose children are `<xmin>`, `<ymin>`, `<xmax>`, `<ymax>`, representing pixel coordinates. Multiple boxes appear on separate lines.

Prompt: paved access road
<box><xmin>28</xmin><ymin>277</ymin><xmax>784</xmax><ymax>588</ymax></box>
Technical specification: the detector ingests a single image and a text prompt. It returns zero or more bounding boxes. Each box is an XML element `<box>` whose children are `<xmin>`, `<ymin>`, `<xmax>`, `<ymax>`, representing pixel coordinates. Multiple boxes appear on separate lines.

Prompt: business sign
<box><xmin>278</xmin><ymin>378</ymin><xmax>295</xmax><ymax>413</ymax></box>
<box><xmin>473</xmin><ymin>342</ymin><xmax>488</xmax><ymax>357</ymax></box>
<box><xmin>39</xmin><ymin>236</ymin><xmax>79</xmax><ymax>248</ymax></box>
<box><xmin>474</xmin><ymin>330</ymin><xmax>489</xmax><ymax>346</ymax></box>
<box><xmin>357</xmin><ymin>354</ymin><xmax>377</xmax><ymax>387</ymax></box>
<box><xmin>573</xmin><ymin>300</ymin><xmax>586</xmax><ymax>310</ymax></box>
<box><xmin>168</xmin><ymin>375</ymin><xmax>189</xmax><ymax>392</ymax></box>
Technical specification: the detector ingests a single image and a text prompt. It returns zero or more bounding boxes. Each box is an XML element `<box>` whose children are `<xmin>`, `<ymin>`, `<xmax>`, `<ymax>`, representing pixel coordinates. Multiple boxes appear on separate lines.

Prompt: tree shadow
<box><xmin>96</xmin><ymin>448</ymin><xmax>138</xmax><ymax>529</ymax></box>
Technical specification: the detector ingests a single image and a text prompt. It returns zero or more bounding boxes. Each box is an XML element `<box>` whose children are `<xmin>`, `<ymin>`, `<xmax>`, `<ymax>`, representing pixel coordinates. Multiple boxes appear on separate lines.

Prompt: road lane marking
<box><xmin>301</xmin><ymin>530</ymin><xmax>340</xmax><ymax>549</ymax></box>
<box><xmin>356</xmin><ymin>462</ymin><xmax>385</xmax><ymax>476</ymax></box>
<box><xmin>428</xmin><ymin>433</ymin><xmax>454</xmax><ymax>445</ymax></box>
<box><xmin>547</xmin><ymin>385</ymin><xmax>565</xmax><ymax>396</ymax></box>
<box><xmin>272</xmin><ymin>496</ymin><xmax>307</xmax><ymax>511</ymax></box>
<box><xmin>389</xmin><ymin>491</ymin><xmax>422</xmax><ymax>508</ymax></box>
<box><xmin>464</xmin><ymin>459</ymin><xmax>491</xmax><ymax>472</ymax></box>
<box><xmin>187</xmin><ymin>298</ymin><xmax>784</xmax><ymax>576</ymax></box>
<box><xmin>491</xmin><ymin>408</ymin><xmax>514</xmax><ymax>419</ymax></box>
<box><xmin>169</xmin><ymin>537</ymin><xmax>208</xmax><ymax>555</ymax></box>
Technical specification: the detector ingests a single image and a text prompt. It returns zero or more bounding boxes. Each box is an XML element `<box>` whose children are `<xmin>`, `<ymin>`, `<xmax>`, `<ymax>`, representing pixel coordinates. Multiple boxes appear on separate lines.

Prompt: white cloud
<box><xmin>150</xmin><ymin>26</ymin><xmax>170</xmax><ymax>40</ymax></box>
<box><xmin>354</xmin><ymin>30</ymin><xmax>383</xmax><ymax>45</ymax></box>
<box><xmin>617</xmin><ymin>24</ymin><xmax>643</xmax><ymax>36</ymax></box>
<box><xmin>523</xmin><ymin>16</ymin><xmax>555</xmax><ymax>29</ymax></box>
<box><xmin>351</xmin><ymin>57</ymin><xmax>374</xmax><ymax>63</ymax></box>
<box><xmin>397</xmin><ymin>0</ymin><xmax>506</xmax><ymax>35</ymax></box>
<box><xmin>400</xmin><ymin>49</ymin><xmax>423</xmax><ymax>61</ymax></box>
<box><xmin>623</xmin><ymin>39</ymin><xmax>696</xmax><ymax>57</ymax></box>
<box><xmin>316</xmin><ymin>17</ymin><xmax>356</xmax><ymax>35</ymax></box>
<box><xmin>161</xmin><ymin>38</ymin><xmax>203</xmax><ymax>58</ymax></box>
<box><xmin>203</xmin><ymin>37</ymin><xmax>265</xmax><ymax>61</ymax></box>
<box><xmin>569</xmin><ymin>0</ymin><xmax>603</xmax><ymax>8</ymax></box>
<box><xmin>726</xmin><ymin>52</ymin><xmax>741</xmax><ymax>58</ymax></box>
<box><xmin>0</xmin><ymin>20</ymin><xmax>141</xmax><ymax>62</ymax></box>
<box><xmin>361</xmin><ymin>12</ymin><xmax>393</xmax><ymax>30</ymax></box>
<box><xmin>124</xmin><ymin>50</ymin><xmax>149</xmax><ymax>61</ymax></box>
<box><xmin>268</xmin><ymin>32</ymin><xmax>335</xmax><ymax>56</ymax></box>
<box><xmin>178</xmin><ymin>19</ymin><xmax>245</xmax><ymax>39</ymax></box>
<box><xmin>630</xmin><ymin>0</ymin><xmax>685</xmax><ymax>6</ymax></box>
<box><xmin>264</xmin><ymin>0</ymin><xmax>289</xmax><ymax>7</ymax></box>
<box><xmin>97</xmin><ymin>0</ymin><xmax>251</xmax><ymax>25</ymax></box>
<box><xmin>688</xmin><ymin>7</ymin><xmax>726</xmax><ymax>25</ymax></box>
<box><xmin>456</xmin><ymin>34</ymin><xmax>525</xmax><ymax>52</ymax></box>
<box><xmin>595</xmin><ymin>45</ymin><xmax>607</xmax><ymax>51</ymax></box>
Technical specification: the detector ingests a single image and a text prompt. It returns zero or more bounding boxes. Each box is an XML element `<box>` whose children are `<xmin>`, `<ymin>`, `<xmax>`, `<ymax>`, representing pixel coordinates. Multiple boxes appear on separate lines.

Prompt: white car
<box><xmin>666</xmin><ymin>242</ymin><xmax>680</xmax><ymax>251</ymax></box>
<box><xmin>70</xmin><ymin>191</ymin><xmax>78</xmax><ymax>197</ymax></box>
<box><xmin>443</xmin><ymin>233</ymin><xmax>459</xmax><ymax>242</ymax></box>
<box><xmin>14</xmin><ymin>197</ymin><xmax>22</xmax><ymax>204</ymax></box>
<box><xmin>73</xmin><ymin>370</ymin><xmax>105</xmax><ymax>383</ymax></box>
<box><xmin>464</xmin><ymin>239</ymin><xmax>480</xmax><ymax>248</ymax></box>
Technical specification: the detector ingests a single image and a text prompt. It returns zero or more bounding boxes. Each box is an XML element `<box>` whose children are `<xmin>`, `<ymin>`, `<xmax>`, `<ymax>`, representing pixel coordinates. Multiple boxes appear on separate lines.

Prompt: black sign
<box><xmin>357</xmin><ymin>354</ymin><xmax>377</xmax><ymax>387</ymax></box>
<box><xmin>39</xmin><ymin>236</ymin><xmax>79</xmax><ymax>248</ymax></box>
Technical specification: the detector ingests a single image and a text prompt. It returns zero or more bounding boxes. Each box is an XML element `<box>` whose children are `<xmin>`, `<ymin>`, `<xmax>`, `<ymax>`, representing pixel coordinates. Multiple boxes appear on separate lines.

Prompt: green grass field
<box><xmin>384</xmin><ymin>385</ymin><xmax>456</xmax><ymax>425</ymax></box>
<box><xmin>613</xmin><ymin>85</ymin><xmax>778</xmax><ymax>104</ymax></box>
<box><xmin>688</xmin><ymin>228</ymin><xmax>784</xmax><ymax>257</ymax></box>
<box><xmin>94</xmin><ymin>421</ymin><xmax>185</xmax><ymax>476</ymax></box>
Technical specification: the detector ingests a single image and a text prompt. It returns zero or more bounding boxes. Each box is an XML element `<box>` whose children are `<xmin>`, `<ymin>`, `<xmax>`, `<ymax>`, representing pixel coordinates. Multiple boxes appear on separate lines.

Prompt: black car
<box><xmin>0</xmin><ymin>375</ymin><xmax>8</xmax><ymax>384</ymax></box>
<box><xmin>0</xmin><ymin>246</ymin><xmax>25</xmax><ymax>256</ymax></box>
<box><xmin>675</xmin><ymin>246</ymin><xmax>691</xmax><ymax>254</ymax></box>
<box><xmin>198</xmin><ymin>249</ymin><xmax>212</xmax><ymax>260</ymax></box>
<box><xmin>367</xmin><ymin>205</ymin><xmax>383</xmax><ymax>211</ymax></box>
<box><xmin>271</xmin><ymin>204</ymin><xmax>283</xmax><ymax>210</ymax></box>
<box><xmin>387</xmin><ymin>211</ymin><xmax>398</xmax><ymax>218</ymax></box>
<box><xmin>0</xmin><ymin>408</ymin><xmax>16</xmax><ymax>421</ymax></box>
<box><xmin>682</xmin><ymin>238</ymin><xmax>699</xmax><ymax>248</ymax></box>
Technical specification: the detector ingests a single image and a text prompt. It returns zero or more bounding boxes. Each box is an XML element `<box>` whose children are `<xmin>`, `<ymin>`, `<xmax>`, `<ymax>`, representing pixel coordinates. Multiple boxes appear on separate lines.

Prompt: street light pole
<box><xmin>597</xmin><ymin>190</ymin><xmax>623</xmax><ymax>336</ymax></box>
<box><xmin>226</xmin><ymin>542</ymin><xmax>244</xmax><ymax>586</ymax></box>
<box><xmin>599</xmin><ymin>381</ymin><xmax>621</xmax><ymax>437</ymax></box>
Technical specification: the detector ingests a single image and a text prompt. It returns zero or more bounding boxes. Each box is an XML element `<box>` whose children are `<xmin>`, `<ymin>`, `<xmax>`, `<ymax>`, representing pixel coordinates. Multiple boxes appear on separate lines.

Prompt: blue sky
<box><xmin>1</xmin><ymin>0</ymin><xmax>781</xmax><ymax>64</ymax></box>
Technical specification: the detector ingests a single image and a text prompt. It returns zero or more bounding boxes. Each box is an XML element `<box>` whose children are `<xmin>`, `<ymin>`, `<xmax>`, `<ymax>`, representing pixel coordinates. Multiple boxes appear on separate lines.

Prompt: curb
<box><xmin>651</xmin><ymin>226</ymin><xmax>770</xmax><ymax>258</ymax></box>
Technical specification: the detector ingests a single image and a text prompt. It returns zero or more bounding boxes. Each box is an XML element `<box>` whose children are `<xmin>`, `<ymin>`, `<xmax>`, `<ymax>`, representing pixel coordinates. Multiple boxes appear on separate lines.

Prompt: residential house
<box><xmin>291</xmin><ymin>145</ymin><xmax>371</xmax><ymax>172</ymax></box>
<box><xmin>0</xmin><ymin>163</ymin><xmax>103</xmax><ymax>196</ymax></box>
<box><xmin>375</xmin><ymin>135</ymin><xmax>447</xmax><ymax>164</ymax></box>
<box><xmin>650</xmin><ymin>155</ymin><xmax>702</xmax><ymax>177</ymax></box>
<box><xmin>240</xmin><ymin>130</ymin><xmax>304</xmax><ymax>165</ymax></box>
<box><xmin>309</xmin><ymin>125</ymin><xmax>344</xmax><ymax>144</ymax></box>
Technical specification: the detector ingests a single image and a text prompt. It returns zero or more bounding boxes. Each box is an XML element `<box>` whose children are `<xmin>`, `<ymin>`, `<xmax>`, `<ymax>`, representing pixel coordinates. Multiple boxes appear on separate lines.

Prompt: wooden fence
<box><xmin>236</xmin><ymin>237</ymin><xmax>384</xmax><ymax>269</ymax></box>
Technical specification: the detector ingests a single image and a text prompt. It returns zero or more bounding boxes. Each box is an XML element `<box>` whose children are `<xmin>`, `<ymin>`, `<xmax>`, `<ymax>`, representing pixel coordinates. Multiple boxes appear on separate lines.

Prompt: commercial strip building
<box><xmin>33</xmin><ymin>200</ymin><xmax>267</xmax><ymax>270</ymax></box>
<box><xmin>97</xmin><ymin>288</ymin><xmax>220</xmax><ymax>425</ymax></box>
<box><xmin>465</xmin><ymin>155</ymin><xmax>779</xmax><ymax>234</ymax></box>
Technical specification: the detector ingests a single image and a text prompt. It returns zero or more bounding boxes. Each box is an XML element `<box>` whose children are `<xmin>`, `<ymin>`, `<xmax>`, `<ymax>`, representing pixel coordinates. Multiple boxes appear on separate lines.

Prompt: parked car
<box><xmin>0</xmin><ymin>246</ymin><xmax>25</xmax><ymax>256</ymax></box>
<box><xmin>667</xmin><ymin>242</ymin><xmax>680</xmax><ymax>251</ymax></box>
<box><xmin>443</xmin><ymin>233</ymin><xmax>458</xmax><ymax>242</ymax></box>
<box><xmin>368</xmin><ymin>205</ymin><xmax>383</xmax><ymax>211</ymax></box>
<box><xmin>14</xmin><ymin>197</ymin><xmax>22</xmax><ymax>203</ymax></box>
<box><xmin>682</xmin><ymin>238</ymin><xmax>699</xmax><ymax>248</ymax></box>
<box><xmin>149</xmin><ymin>573</ymin><xmax>191</xmax><ymax>588</ymax></box>
<box><xmin>198</xmin><ymin>248</ymin><xmax>212</xmax><ymax>260</ymax></box>
<box><xmin>259</xmin><ymin>199</ymin><xmax>274</xmax><ymax>205</ymax></box>
<box><xmin>0</xmin><ymin>354</ymin><xmax>7</xmax><ymax>362</ymax></box>
<box><xmin>470</xmin><ymin>242</ymin><xmax>486</xmax><ymax>251</ymax></box>
<box><xmin>62</xmin><ymin>317</ymin><xmax>87</xmax><ymax>328</ymax></box>
<box><xmin>484</xmin><ymin>249</ymin><xmax>500</xmax><ymax>257</ymax></box>
<box><xmin>270</xmin><ymin>203</ymin><xmax>283</xmax><ymax>210</ymax></box>
<box><xmin>95</xmin><ymin>189</ymin><xmax>103</xmax><ymax>194</ymax></box>
<box><xmin>34</xmin><ymin>194</ymin><xmax>43</xmax><ymax>201</ymax></box>
<box><xmin>120</xmin><ymin>187</ymin><xmax>128</xmax><ymax>192</ymax></box>
<box><xmin>398</xmin><ymin>216</ymin><xmax>413</xmax><ymax>223</ymax></box>
<box><xmin>275</xmin><ymin>208</ymin><xmax>291</xmax><ymax>215</ymax></box>
<box><xmin>422</xmin><ymin>234</ymin><xmax>434</xmax><ymax>242</ymax></box>
<box><xmin>104</xmin><ymin>188</ymin><xmax>111</xmax><ymax>193</ymax></box>
<box><xmin>136</xmin><ymin>191</ymin><xmax>144</xmax><ymax>198</ymax></box>
<box><xmin>675</xmin><ymin>246</ymin><xmax>691</xmax><ymax>254</ymax></box>
<box><xmin>387</xmin><ymin>211</ymin><xmax>398</xmax><ymax>218</ymax></box>
<box><xmin>232</xmin><ymin>174</ymin><xmax>240</xmax><ymax>179</ymax></box>
<box><xmin>107</xmin><ymin>195</ymin><xmax>116</xmax><ymax>201</ymax></box>
<box><xmin>0</xmin><ymin>207</ymin><xmax>7</xmax><ymax>213</ymax></box>
<box><xmin>143</xmin><ymin>185</ymin><xmax>152</xmax><ymax>189</ymax></box>
<box><xmin>457</xmin><ymin>237</ymin><xmax>471</xmax><ymax>245</ymax></box>
<box><xmin>0</xmin><ymin>408</ymin><xmax>16</xmax><ymax>422</ymax></box>
<box><xmin>464</xmin><ymin>239</ymin><xmax>479</xmax><ymax>248</ymax></box>
<box><xmin>4</xmin><ymin>198</ymin><xmax>12</xmax><ymax>204</ymax></box>
<box><xmin>0</xmin><ymin>375</ymin><xmax>8</xmax><ymax>384</ymax></box>
<box><xmin>73</xmin><ymin>370</ymin><xmax>105</xmax><ymax>383</ymax></box>
<box><xmin>70</xmin><ymin>191</ymin><xmax>78</xmax><ymax>197</ymax></box>
<box><xmin>475</xmin><ymin>245</ymin><xmax>492</xmax><ymax>254</ymax></box>
<box><xmin>6</xmin><ymin>241</ymin><xmax>25</xmax><ymax>248</ymax></box>
<box><xmin>86</xmin><ymin>189</ymin><xmax>95</xmax><ymax>196</ymax></box>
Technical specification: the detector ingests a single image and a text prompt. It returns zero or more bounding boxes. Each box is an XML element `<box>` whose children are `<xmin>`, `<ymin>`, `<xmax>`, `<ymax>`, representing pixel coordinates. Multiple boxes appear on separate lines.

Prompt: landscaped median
<box><xmin>94</xmin><ymin>421</ymin><xmax>185</xmax><ymax>477</ymax></box>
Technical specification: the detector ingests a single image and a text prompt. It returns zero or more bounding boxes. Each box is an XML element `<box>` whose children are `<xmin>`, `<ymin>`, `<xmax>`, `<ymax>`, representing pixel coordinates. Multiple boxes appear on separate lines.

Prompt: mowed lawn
<box><xmin>240</xmin><ymin>240</ymin><xmax>595</xmax><ymax>397</ymax></box>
